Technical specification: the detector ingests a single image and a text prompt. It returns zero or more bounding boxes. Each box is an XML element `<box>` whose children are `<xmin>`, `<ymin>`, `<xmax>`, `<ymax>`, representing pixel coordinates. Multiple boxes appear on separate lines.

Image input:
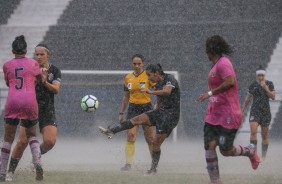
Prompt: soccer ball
<box><xmin>81</xmin><ymin>95</ymin><xmax>99</xmax><ymax>112</ymax></box>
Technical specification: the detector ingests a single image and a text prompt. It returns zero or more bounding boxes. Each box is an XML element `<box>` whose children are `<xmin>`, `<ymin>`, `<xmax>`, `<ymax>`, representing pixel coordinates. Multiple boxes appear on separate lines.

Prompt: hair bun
<box><xmin>15</xmin><ymin>35</ymin><xmax>25</xmax><ymax>41</ymax></box>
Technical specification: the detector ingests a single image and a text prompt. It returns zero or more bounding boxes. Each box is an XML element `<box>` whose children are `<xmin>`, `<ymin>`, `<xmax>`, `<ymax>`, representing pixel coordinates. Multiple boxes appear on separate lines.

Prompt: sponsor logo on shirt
<box><xmin>226</xmin><ymin>117</ymin><xmax>231</xmax><ymax>124</ymax></box>
<box><xmin>140</xmin><ymin>82</ymin><xmax>145</xmax><ymax>89</ymax></box>
<box><xmin>209</xmin><ymin>96</ymin><xmax>218</xmax><ymax>103</ymax></box>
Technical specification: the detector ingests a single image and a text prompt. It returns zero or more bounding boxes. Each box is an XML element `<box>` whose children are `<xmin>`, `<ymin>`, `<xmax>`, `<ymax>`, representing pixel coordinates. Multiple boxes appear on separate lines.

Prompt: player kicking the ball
<box><xmin>196</xmin><ymin>35</ymin><xmax>260</xmax><ymax>184</ymax></box>
<box><xmin>99</xmin><ymin>63</ymin><xmax>180</xmax><ymax>175</ymax></box>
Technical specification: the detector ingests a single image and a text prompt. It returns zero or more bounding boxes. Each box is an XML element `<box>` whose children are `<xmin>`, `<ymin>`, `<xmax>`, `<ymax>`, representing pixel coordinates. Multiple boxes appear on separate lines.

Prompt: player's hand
<box><xmin>118</xmin><ymin>114</ymin><xmax>125</xmax><ymax>123</ymax></box>
<box><xmin>141</xmin><ymin>89</ymin><xmax>151</xmax><ymax>94</ymax></box>
<box><xmin>196</xmin><ymin>93</ymin><xmax>209</xmax><ymax>102</ymax></box>
<box><xmin>260</xmin><ymin>80</ymin><xmax>268</xmax><ymax>90</ymax></box>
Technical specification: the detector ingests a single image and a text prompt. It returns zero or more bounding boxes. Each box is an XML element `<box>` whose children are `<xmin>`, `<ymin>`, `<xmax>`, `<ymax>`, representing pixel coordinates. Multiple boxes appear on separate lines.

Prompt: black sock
<box><xmin>250</xmin><ymin>140</ymin><xmax>257</xmax><ymax>147</ymax></box>
<box><xmin>151</xmin><ymin>151</ymin><xmax>161</xmax><ymax>170</ymax></box>
<box><xmin>111</xmin><ymin>120</ymin><xmax>134</xmax><ymax>134</ymax></box>
<box><xmin>262</xmin><ymin>143</ymin><xmax>269</xmax><ymax>158</ymax></box>
<box><xmin>8</xmin><ymin>158</ymin><xmax>20</xmax><ymax>173</ymax></box>
<box><xmin>40</xmin><ymin>146</ymin><xmax>47</xmax><ymax>155</ymax></box>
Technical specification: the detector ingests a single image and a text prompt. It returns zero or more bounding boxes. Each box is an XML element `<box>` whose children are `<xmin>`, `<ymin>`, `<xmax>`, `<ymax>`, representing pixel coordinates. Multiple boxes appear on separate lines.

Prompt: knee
<box><xmin>44</xmin><ymin>138</ymin><xmax>56</xmax><ymax>149</ymax></box>
<box><xmin>127</xmin><ymin>133</ymin><xmax>136</xmax><ymax>142</ymax></box>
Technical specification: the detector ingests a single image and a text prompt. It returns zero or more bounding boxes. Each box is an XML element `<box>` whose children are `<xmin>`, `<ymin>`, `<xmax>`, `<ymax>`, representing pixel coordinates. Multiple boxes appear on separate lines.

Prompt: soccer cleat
<box><xmin>35</xmin><ymin>164</ymin><xmax>44</xmax><ymax>181</ymax></box>
<box><xmin>144</xmin><ymin>168</ymin><xmax>157</xmax><ymax>176</ymax></box>
<box><xmin>248</xmin><ymin>144</ymin><xmax>260</xmax><ymax>170</ymax></box>
<box><xmin>120</xmin><ymin>164</ymin><xmax>131</xmax><ymax>171</ymax></box>
<box><xmin>5</xmin><ymin>172</ymin><xmax>14</xmax><ymax>182</ymax></box>
<box><xmin>98</xmin><ymin>126</ymin><xmax>114</xmax><ymax>139</ymax></box>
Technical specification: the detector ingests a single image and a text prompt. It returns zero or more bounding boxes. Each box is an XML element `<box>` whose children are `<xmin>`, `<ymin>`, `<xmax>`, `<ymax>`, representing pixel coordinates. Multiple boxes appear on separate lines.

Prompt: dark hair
<box><xmin>12</xmin><ymin>35</ymin><xmax>27</xmax><ymax>55</ymax></box>
<box><xmin>256</xmin><ymin>65</ymin><xmax>265</xmax><ymax>71</ymax></box>
<box><xmin>36</xmin><ymin>43</ymin><xmax>50</xmax><ymax>53</ymax></box>
<box><xmin>206</xmin><ymin>35</ymin><xmax>233</xmax><ymax>56</ymax></box>
<box><xmin>146</xmin><ymin>63</ymin><xmax>165</xmax><ymax>75</ymax></box>
<box><xmin>132</xmin><ymin>54</ymin><xmax>145</xmax><ymax>62</ymax></box>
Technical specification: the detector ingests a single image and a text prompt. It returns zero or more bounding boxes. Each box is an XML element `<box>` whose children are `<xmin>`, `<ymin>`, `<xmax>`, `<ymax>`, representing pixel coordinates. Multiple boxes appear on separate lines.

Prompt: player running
<box><xmin>0</xmin><ymin>35</ymin><xmax>43</xmax><ymax>181</ymax></box>
<box><xmin>196</xmin><ymin>35</ymin><xmax>260</xmax><ymax>184</ymax></box>
<box><xmin>99</xmin><ymin>63</ymin><xmax>180</xmax><ymax>175</ymax></box>
<box><xmin>241</xmin><ymin>66</ymin><xmax>275</xmax><ymax>162</ymax></box>
<box><xmin>118</xmin><ymin>54</ymin><xmax>154</xmax><ymax>171</ymax></box>
<box><xmin>6</xmin><ymin>43</ymin><xmax>61</xmax><ymax>181</ymax></box>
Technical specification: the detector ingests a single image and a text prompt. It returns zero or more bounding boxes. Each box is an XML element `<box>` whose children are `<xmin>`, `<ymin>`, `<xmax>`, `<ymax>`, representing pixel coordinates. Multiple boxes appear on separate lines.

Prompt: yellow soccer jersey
<box><xmin>124</xmin><ymin>71</ymin><xmax>154</xmax><ymax>104</ymax></box>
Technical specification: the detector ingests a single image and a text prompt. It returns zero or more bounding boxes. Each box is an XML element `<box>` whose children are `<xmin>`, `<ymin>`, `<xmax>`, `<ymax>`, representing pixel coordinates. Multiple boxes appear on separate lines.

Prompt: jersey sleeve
<box><xmin>165</xmin><ymin>75</ymin><xmax>177</xmax><ymax>88</ymax></box>
<box><xmin>217</xmin><ymin>58</ymin><xmax>234</xmax><ymax>79</ymax></box>
<box><xmin>53</xmin><ymin>67</ymin><xmax>62</xmax><ymax>84</ymax></box>
<box><xmin>123</xmin><ymin>75</ymin><xmax>129</xmax><ymax>91</ymax></box>
<box><xmin>268</xmin><ymin>81</ymin><xmax>275</xmax><ymax>92</ymax></box>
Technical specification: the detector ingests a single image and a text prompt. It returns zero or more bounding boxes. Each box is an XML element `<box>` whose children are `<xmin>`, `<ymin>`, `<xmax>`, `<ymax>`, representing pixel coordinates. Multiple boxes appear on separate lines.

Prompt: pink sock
<box><xmin>206</xmin><ymin>150</ymin><xmax>219</xmax><ymax>182</ymax></box>
<box><xmin>234</xmin><ymin>145</ymin><xmax>254</xmax><ymax>157</ymax></box>
<box><xmin>28</xmin><ymin>137</ymin><xmax>41</xmax><ymax>166</ymax></box>
<box><xmin>0</xmin><ymin>142</ymin><xmax>12</xmax><ymax>175</ymax></box>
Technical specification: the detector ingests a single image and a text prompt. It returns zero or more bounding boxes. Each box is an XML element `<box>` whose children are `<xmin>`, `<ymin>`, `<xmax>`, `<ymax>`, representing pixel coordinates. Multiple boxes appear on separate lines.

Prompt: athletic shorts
<box><xmin>5</xmin><ymin>118</ymin><xmax>37</xmax><ymax>128</ymax></box>
<box><xmin>249</xmin><ymin>110</ymin><xmax>271</xmax><ymax>127</ymax></box>
<box><xmin>145</xmin><ymin>108</ymin><xmax>179</xmax><ymax>136</ymax></box>
<box><xmin>204</xmin><ymin>123</ymin><xmax>238</xmax><ymax>151</ymax></box>
<box><xmin>38</xmin><ymin>105</ymin><xmax>57</xmax><ymax>132</ymax></box>
<box><xmin>127</xmin><ymin>103</ymin><xmax>152</xmax><ymax>119</ymax></box>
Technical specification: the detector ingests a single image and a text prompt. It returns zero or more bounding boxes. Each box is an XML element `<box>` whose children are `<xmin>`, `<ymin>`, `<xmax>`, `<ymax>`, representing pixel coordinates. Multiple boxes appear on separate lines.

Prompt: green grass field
<box><xmin>5</xmin><ymin>138</ymin><xmax>282</xmax><ymax>184</ymax></box>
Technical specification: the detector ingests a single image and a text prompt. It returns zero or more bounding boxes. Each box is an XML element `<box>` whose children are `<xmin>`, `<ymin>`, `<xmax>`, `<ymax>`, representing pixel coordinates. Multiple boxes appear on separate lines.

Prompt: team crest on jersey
<box><xmin>127</xmin><ymin>83</ymin><xmax>132</xmax><ymax>90</ymax></box>
<box><xmin>139</xmin><ymin>82</ymin><xmax>145</xmax><ymax>89</ymax></box>
<box><xmin>48</xmin><ymin>73</ymin><xmax>54</xmax><ymax>81</ymax></box>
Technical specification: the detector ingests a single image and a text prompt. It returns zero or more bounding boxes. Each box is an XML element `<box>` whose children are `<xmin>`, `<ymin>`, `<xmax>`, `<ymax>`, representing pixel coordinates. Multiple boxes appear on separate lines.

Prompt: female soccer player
<box><xmin>241</xmin><ymin>66</ymin><xmax>275</xmax><ymax>162</ymax></box>
<box><xmin>0</xmin><ymin>35</ymin><xmax>43</xmax><ymax>181</ymax></box>
<box><xmin>118</xmin><ymin>54</ymin><xmax>154</xmax><ymax>171</ymax></box>
<box><xmin>6</xmin><ymin>43</ymin><xmax>61</xmax><ymax>181</ymax></box>
<box><xmin>196</xmin><ymin>35</ymin><xmax>260</xmax><ymax>184</ymax></box>
<box><xmin>99</xmin><ymin>63</ymin><xmax>180</xmax><ymax>175</ymax></box>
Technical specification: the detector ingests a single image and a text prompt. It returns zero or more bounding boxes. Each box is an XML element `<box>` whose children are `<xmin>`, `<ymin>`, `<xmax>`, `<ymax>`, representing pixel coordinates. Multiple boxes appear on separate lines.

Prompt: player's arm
<box><xmin>241</xmin><ymin>94</ymin><xmax>252</xmax><ymax>114</ymax></box>
<box><xmin>119</xmin><ymin>91</ymin><xmax>130</xmax><ymax>115</ymax></box>
<box><xmin>141</xmin><ymin>84</ymin><xmax>173</xmax><ymax>96</ymax></box>
<box><xmin>197</xmin><ymin>76</ymin><xmax>234</xmax><ymax>102</ymax></box>
<box><xmin>261</xmin><ymin>81</ymin><xmax>275</xmax><ymax>100</ymax></box>
<box><xmin>44</xmin><ymin>81</ymin><xmax>60</xmax><ymax>94</ymax></box>
<box><xmin>154</xmin><ymin>96</ymin><xmax>160</xmax><ymax>109</ymax></box>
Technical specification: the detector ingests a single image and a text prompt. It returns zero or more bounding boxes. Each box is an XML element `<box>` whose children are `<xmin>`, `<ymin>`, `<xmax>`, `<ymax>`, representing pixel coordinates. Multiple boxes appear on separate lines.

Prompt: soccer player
<box><xmin>241</xmin><ymin>66</ymin><xmax>275</xmax><ymax>162</ymax></box>
<box><xmin>196</xmin><ymin>35</ymin><xmax>260</xmax><ymax>184</ymax></box>
<box><xmin>6</xmin><ymin>44</ymin><xmax>61</xmax><ymax>181</ymax></box>
<box><xmin>118</xmin><ymin>54</ymin><xmax>154</xmax><ymax>171</ymax></box>
<box><xmin>99</xmin><ymin>63</ymin><xmax>180</xmax><ymax>175</ymax></box>
<box><xmin>0</xmin><ymin>35</ymin><xmax>43</xmax><ymax>181</ymax></box>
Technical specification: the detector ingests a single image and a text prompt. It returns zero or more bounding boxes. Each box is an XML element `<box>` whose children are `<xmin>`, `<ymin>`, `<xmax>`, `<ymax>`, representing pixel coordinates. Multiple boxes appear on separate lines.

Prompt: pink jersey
<box><xmin>205</xmin><ymin>56</ymin><xmax>242</xmax><ymax>129</ymax></box>
<box><xmin>3</xmin><ymin>57</ymin><xmax>41</xmax><ymax>120</ymax></box>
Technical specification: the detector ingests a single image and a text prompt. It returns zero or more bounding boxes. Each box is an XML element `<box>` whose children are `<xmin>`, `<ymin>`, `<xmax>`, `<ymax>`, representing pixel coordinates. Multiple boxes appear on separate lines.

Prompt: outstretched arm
<box><xmin>141</xmin><ymin>85</ymin><xmax>173</xmax><ymax>96</ymax></box>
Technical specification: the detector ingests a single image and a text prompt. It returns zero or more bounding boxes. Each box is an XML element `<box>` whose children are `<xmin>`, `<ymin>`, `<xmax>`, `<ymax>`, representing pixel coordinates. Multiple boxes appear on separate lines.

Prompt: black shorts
<box><xmin>127</xmin><ymin>103</ymin><xmax>152</xmax><ymax>119</ymax></box>
<box><xmin>249</xmin><ymin>110</ymin><xmax>271</xmax><ymax>127</ymax></box>
<box><xmin>38</xmin><ymin>106</ymin><xmax>57</xmax><ymax>132</ymax></box>
<box><xmin>5</xmin><ymin>118</ymin><xmax>37</xmax><ymax>128</ymax></box>
<box><xmin>204</xmin><ymin>123</ymin><xmax>238</xmax><ymax>151</ymax></box>
<box><xmin>145</xmin><ymin>108</ymin><xmax>179</xmax><ymax>136</ymax></box>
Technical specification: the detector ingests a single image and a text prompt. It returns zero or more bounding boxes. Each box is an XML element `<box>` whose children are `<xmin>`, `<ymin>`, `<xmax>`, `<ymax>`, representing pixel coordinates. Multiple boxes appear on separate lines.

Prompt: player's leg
<box><xmin>40</xmin><ymin>125</ymin><xmax>57</xmax><ymax>155</ymax></box>
<box><xmin>24</xmin><ymin>121</ymin><xmax>43</xmax><ymax>181</ymax></box>
<box><xmin>204</xmin><ymin>124</ymin><xmax>221</xmax><ymax>184</ymax></box>
<box><xmin>142</xmin><ymin>124</ymin><xmax>154</xmax><ymax>156</ymax></box>
<box><xmin>0</xmin><ymin>120</ymin><xmax>18</xmax><ymax>181</ymax></box>
<box><xmin>99</xmin><ymin>113</ymin><xmax>151</xmax><ymax>138</ymax></box>
<box><xmin>121</xmin><ymin>126</ymin><xmax>138</xmax><ymax>171</ymax></box>
<box><xmin>146</xmin><ymin>133</ymin><xmax>166</xmax><ymax>175</ymax></box>
<box><xmin>218</xmin><ymin>127</ymin><xmax>259</xmax><ymax>170</ymax></box>
<box><xmin>249</xmin><ymin>121</ymin><xmax>259</xmax><ymax>147</ymax></box>
<box><xmin>261</xmin><ymin>125</ymin><xmax>269</xmax><ymax>161</ymax></box>
<box><xmin>6</xmin><ymin>126</ymin><xmax>28</xmax><ymax>181</ymax></box>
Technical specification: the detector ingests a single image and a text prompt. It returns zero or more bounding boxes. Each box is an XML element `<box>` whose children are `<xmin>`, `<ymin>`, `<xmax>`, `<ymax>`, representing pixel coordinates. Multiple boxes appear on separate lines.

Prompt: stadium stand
<box><xmin>0</xmin><ymin>0</ymin><xmax>21</xmax><ymax>25</ymax></box>
<box><xmin>42</xmin><ymin>0</ymin><xmax>282</xmax><ymax>137</ymax></box>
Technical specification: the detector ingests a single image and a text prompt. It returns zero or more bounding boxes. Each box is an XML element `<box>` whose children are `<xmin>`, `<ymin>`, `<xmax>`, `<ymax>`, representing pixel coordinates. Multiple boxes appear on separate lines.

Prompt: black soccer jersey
<box><xmin>155</xmin><ymin>74</ymin><xmax>180</xmax><ymax>112</ymax></box>
<box><xmin>248</xmin><ymin>80</ymin><xmax>275</xmax><ymax>113</ymax></box>
<box><xmin>36</xmin><ymin>64</ymin><xmax>61</xmax><ymax>108</ymax></box>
